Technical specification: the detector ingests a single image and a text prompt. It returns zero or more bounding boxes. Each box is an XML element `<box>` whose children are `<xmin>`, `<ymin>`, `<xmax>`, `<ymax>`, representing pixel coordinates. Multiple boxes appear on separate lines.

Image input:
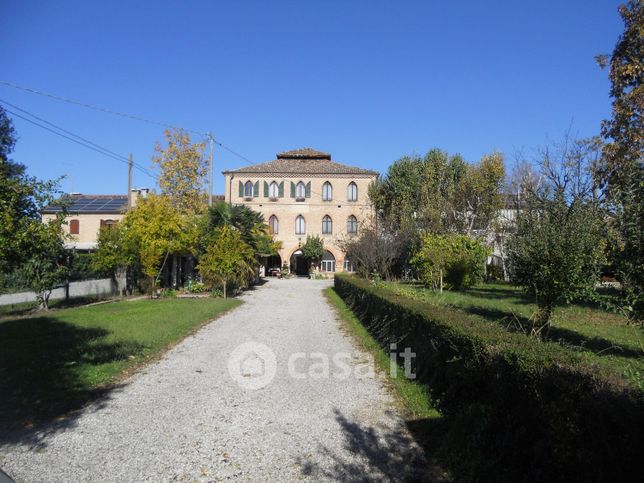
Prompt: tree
<box><xmin>121</xmin><ymin>194</ymin><xmax>198</xmax><ymax>291</ymax></box>
<box><xmin>0</xmin><ymin>106</ymin><xmax>62</xmax><ymax>275</ymax></box>
<box><xmin>152</xmin><ymin>128</ymin><xmax>208</xmax><ymax>213</ymax></box>
<box><xmin>506</xmin><ymin>136</ymin><xmax>606</xmax><ymax>337</ymax></box>
<box><xmin>450</xmin><ymin>152</ymin><xmax>506</xmax><ymax>237</ymax></box>
<box><xmin>596</xmin><ymin>0</ymin><xmax>643</xmax><ymax>322</ymax></box>
<box><xmin>202</xmin><ymin>201</ymin><xmax>279</xmax><ymax>256</ymax></box>
<box><xmin>91</xmin><ymin>224</ymin><xmax>136</xmax><ymax>295</ymax></box>
<box><xmin>411</xmin><ymin>234</ymin><xmax>488</xmax><ymax>291</ymax></box>
<box><xmin>21</xmin><ymin>215</ymin><xmax>71</xmax><ymax>309</ymax></box>
<box><xmin>197</xmin><ymin>225</ymin><xmax>255</xmax><ymax>298</ymax></box>
<box><xmin>301</xmin><ymin>235</ymin><xmax>325</xmax><ymax>269</ymax></box>
<box><xmin>341</xmin><ymin>215</ymin><xmax>418</xmax><ymax>280</ymax></box>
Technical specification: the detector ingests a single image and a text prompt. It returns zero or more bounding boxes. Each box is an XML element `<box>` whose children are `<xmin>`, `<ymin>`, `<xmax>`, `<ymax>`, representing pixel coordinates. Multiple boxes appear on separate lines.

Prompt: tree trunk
<box><xmin>439</xmin><ymin>269</ymin><xmax>443</xmax><ymax>293</ymax></box>
<box><xmin>223</xmin><ymin>281</ymin><xmax>227</xmax><ymax>299</ymax></box>
<box><xmin>171</xmin><ymin>255</ymin><xmax>178</xmax><ymax>289</ymax></box>
<box><xmin>531</xmin><ymin>304</ymin><xmax>553</xmax><ymax>338</ymax></box>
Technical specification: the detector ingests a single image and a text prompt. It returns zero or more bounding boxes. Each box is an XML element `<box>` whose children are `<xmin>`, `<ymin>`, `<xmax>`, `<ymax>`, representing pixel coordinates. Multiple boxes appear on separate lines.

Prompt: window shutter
<box><xmin>70</xmin><ymin>219</ymin><xmax>80</xmax><ymax>235</ymax></box>
<box><xmin>305</xmin><ymin>181</ymin><xmax>311</xmax><ymax>198</ymax></box>
<box><xmin>278</xmin><ymin>181</ymin><xmax>284</xmax><ymax>198</ymax></box>
<box><xmin>290</xmin><ymin>181</ymin><xmax>296</xmax><ymax>198</ymax></box>
<box><xmin>238</xmin><ymin>181</ymin><xmax>244</xmax><ymax>197</ymax></box>
<box><xmin>253</xmin><ymin>181</ymin><xmax>259</xmax><ymax>197</ymax></box>
<box><xmin>264</xmin><ymin>181</ymin><xmax>269</xmax><ymax>197</ymax></box>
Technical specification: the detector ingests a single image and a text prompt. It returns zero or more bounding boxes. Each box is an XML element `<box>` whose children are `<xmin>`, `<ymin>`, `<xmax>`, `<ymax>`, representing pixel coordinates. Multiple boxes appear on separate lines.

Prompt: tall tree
<box><xmin>597</xmin><ymin>0</ymin><xmax>643</xmax><ymax>322</ymax></box>
<box><xmin>152</xmin><ymin>128</ymin><xmax>208</xmax><ymax>213</ymax></box>
<box><xmin>506</xmin><ymin>136</ymin><xmax>606</xmax><ymax>337</ymax></box>
<box><xmin>120</xmin><ymin>194</ymin><xmax>198</xmax><ymax>291</ymax></box>
<box><xmin>0</xmin><ymin>106</ymin><xmax>62</xmax><ymax>275</ymax></box>
<box><xmin>197</xmin><ymin>225</ymin><xmax>255</xmax><ymax>298</ymax></box>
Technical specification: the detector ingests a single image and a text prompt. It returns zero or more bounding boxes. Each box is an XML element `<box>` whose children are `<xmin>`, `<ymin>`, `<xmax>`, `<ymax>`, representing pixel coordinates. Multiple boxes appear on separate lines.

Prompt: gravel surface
<box><xmin>0</xmin><ymin>278</ymin><xmax>437</xmax><ymax>482</ymax></box>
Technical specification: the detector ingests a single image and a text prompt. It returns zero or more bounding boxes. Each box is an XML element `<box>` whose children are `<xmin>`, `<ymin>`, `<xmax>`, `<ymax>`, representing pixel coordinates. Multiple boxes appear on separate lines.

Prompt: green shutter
<box><xmin>305</xmin><ymin>181</ymin><xmax>311</xmax><ymax>198</ymax></box>
<box><xmin>238</xmin><ymin>181</ymin><xmax>243</xmax><ymax>197</ymax></box>
<box><xmin>290</xmin><ymin>181</ymin><xmax>296</xmax><ymax>198</ymax></box>
<box><xmin>264</xmin><ymin>181</ymin><xmax>269</xmax><ymax>197</ymax></box>
<box><xmin>278</xmin><ymin>181</ymin><xmax>284</xmax><ymax>198</ymax></box>
<box><xmin>253</xmin><ymin>181</ymin><xmax>259</xmax><ymax>198</ymax></box>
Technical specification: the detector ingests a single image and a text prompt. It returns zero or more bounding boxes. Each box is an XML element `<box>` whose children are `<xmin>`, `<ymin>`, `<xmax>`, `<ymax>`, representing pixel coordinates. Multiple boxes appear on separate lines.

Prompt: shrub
<box><xmin>334</xmin><ymin>274</ymin><xmax>643</xmax><ymax>482</ymax></box>
<box><xmin>411</xmin><ymin>233</ymin><xmax>488</xmax><ymax>290</ymax></box>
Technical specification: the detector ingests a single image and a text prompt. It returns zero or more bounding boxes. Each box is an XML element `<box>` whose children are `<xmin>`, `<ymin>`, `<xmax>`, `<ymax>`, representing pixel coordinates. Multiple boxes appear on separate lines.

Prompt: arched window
<box><xmin>244</xmin><ymin>180</ymin><xmax>254</xmax><ymax>197</ymax></box>
<box><xmin>347</xmin><ymin>215</ymin><xmax>358</xmax><ymax>234</ymax></box>
<box><xmin>347</xmin><ymin>182</ymin><xmax>358</xmax><ymax>201</ymax></box>
<box><xmin>322</xmin><ymin>181</ymin><xmax>333</xmax><ymax>201</ymax></box>
<box><xmin>322</xmin><ymin>215</ymin><xmax>333</xmax><ymax>234</ymax></box>
<box><xmin>269</xmin><ymin>181</ymin><xmax>279</xmax><ymax>198</ymax></box>
<box><xmin>269</xmin><ymin>215</ymin><xmax>279</xmax><ymax>234</ymax></box>
<box><xmin>320</xmin><ymin>251</ymin><xmax>336</xmax><ymax>272</ymax></box>
<box><xmin>295</xmin><ymin>215</ymin><xmax>306</xmax><ymax>235</ymax></box>
<box><xmin>296</xmin><ymin>181</ymin><xmax>306</xmax><ymax>199</ymax></box>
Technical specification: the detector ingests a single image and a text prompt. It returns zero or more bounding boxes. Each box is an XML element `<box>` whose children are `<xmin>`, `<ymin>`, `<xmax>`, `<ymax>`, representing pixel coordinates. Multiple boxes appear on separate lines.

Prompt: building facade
<box><xmin>223</xmin><ymin>148</ymin><xmax>378</xmax><ymax>275</ymax></box>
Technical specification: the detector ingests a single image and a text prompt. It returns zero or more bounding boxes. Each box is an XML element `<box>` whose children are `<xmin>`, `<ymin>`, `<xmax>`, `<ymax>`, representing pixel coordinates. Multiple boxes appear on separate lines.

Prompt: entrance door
<box><xmin>290</xmin><ymin>251</ymin><xmax>310</xmax><ymax>276</ymax></box>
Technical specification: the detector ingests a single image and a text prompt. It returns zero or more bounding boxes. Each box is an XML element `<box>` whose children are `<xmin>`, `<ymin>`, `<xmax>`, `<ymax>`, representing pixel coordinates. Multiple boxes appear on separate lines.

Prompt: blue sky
<box><xmin>2</xmin><ymin>0</ymin><xmax>623</xmax><ymax>195</ymax></box>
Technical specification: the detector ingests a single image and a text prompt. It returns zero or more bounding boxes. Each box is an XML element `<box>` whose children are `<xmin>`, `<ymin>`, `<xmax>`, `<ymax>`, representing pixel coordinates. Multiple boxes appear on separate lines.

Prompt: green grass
<box><xmin>324</xmin><ymin>287</ymin><xmax>440</xmax><ymax>420</ymax></box>
<box><xmin>0</xmin><ymin>296</ymin><xmax>110</xmax><ymax>317</ymax></box>
<box><xmin>385</xmin><ymin>281</ymin><xmax>644</xmax><ymax>389</ymax></box>
<box><xmin>0</xmin><ymin>297</ymin><xmax>241</xmax><ymax>425</ymax></box>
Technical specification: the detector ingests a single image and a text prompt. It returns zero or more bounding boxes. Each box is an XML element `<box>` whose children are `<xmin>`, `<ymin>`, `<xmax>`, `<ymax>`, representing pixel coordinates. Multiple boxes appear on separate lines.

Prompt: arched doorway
<box><xmin>320</xmin><ymin>250</ymin><xmax>336</xmax><ymax>273</ymax></box>
<box><xmin>264</xmin><ymin>254</ymin><xmax>282</xmax><ymax>276</ymax></box>
<box><xmin>289</xmin><ymin>249</ymin><xmax>309</xmax><ymax>276</ymax></box>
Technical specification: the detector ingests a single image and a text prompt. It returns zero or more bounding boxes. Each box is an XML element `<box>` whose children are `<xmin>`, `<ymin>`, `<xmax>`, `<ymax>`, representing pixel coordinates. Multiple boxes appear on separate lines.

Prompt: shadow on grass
<box><xmin>295</xmin><ymin>408</ymin><xmax>448</xmax><ymax>482</ymax></box>
<box><xmin>0</xmin><ymin>296</ymin><xmax>108</xmax><ymax>318</ymax></box>
<box><xmin>0</xmin><ymin>315</ymin><xmax>141</xmax><ymax>446</ymax></box>
<box><xmin>462</xmin><ymin>305</ymin><xmax>644</xmax><ymax>359</ymax></box>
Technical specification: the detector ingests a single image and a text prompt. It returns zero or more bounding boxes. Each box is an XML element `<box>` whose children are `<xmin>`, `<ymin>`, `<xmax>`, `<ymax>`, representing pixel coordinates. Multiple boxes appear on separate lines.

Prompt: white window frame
<box><xmin>347</xmin><ymin>215</ymin><xmax>358</xmax><ymax>234</ymax></box>
<box><xmin>322</xmin><ymin>181</ymin><xmax>333</xmax><ymax>201</ymax></box>
<box><xmin>295</xmin><ymin>215</ymin><xmax>306</xmax><ymax>235</ymax></box>
<box><xmin>269</xmin><ymin>181</ymin><xmax>279</xmax><ymax>198</ymax></box>
<box><xmin>269</xmin><ymin>215</ymin><xmax>279</xmax><ymax>234</ymax></box>
<box><xmin>347</xmin><ymin>182</ymin><xmax>358</xmax><ymax>202</ymax></box>
<box><xmin>244</xmin><ymin>180</ymin><xmax>254</xmax><ymax>197</ymax></box>
<box><xmin>322</xmin><ymin>215</ymin><xmax>333</xmax><ymax>234</ymax></box>
<box><xmin>343</xmin><ymin>260</ymin><xmax>354</xmax><ymax>272</ymax></box>
<box><xmin>296</xmin><ymin>181</ymin><xmax>306</xmax><ymax>199</ymax></box>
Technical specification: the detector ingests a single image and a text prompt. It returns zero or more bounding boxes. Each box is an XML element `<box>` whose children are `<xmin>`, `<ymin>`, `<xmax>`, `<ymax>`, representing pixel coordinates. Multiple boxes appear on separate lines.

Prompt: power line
<box><xmin>0</xmin><ymin>102</ymin><xmax>158</xmax><ymax>181</ymax></box>
<box><xmin>0</xmin><ymin>98</ymin><xmax>156</xmax><ymax>179</ymax></box>
<box><xmin>0</xmin><ymin>80</ymin><xmax>207</xmax><ymax>136</ymax></box>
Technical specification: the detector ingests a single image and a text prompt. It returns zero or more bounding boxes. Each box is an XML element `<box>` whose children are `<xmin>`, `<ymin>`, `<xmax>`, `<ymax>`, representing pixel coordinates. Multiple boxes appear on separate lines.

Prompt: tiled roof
<box><xmin>277</xmin><ymin>148</ymin><xmax>331</xmax><ymax>159</ymax></box>
<box><xmin>42</xmin><ymin>195</ymin><xmax>128</xmax><ymax>214</ymax></box>
<box><xmin>223</xmin><ymin>148</ymin><xmax>377</xmax><ymax>176</ymax></box>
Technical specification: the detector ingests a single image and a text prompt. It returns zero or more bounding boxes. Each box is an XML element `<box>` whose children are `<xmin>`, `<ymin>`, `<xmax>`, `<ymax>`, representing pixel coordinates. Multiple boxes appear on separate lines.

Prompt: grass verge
<box><xmin>0</xmin><ymin>297</ymin><xmax>241</xmax><ymax>426</ymax></box>
<box><xmin>324</xmin><ymin>286</ymin><xmax>439</xmax><ymax>420</ymax></box>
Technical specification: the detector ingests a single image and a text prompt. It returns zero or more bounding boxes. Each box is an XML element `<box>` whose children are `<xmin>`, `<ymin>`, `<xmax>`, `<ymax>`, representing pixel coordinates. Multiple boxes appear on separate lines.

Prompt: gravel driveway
<box><xmin>0</xmin><ymin>278</ymin><xmax>436</xmax><ymax>482</ymax></box>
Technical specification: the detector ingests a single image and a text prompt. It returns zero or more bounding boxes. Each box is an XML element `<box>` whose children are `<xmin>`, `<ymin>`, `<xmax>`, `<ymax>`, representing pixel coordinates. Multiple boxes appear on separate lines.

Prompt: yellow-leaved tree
<box><xmin>152</xmin><ymin>128</ymin><xmax>208</xmax><ymax>214</ymax></box>
<box><xmin>121</xmin><ymin>194</ymin><xmax>199</xmax><ymax>292</ymax></box>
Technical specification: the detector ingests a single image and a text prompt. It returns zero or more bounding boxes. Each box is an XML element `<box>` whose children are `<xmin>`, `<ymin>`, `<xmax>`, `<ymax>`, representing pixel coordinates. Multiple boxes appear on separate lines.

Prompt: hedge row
<box><xmin>334</xmin><ymin>274</ymin><xmax>643</xmax><ymax>482</ymax></box>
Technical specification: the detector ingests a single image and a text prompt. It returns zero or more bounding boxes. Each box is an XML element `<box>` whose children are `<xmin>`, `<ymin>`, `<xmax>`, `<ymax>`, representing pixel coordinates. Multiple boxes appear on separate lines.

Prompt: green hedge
<box><xmin>334</xmin><ymin>274</ymin><xmax>643</xmax><ymax>482</ymax></box>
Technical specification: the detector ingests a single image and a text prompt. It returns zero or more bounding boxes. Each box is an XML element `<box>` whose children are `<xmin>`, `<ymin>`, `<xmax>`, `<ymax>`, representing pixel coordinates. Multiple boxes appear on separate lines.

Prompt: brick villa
<box><xmin>223</xmin><ymin>148</ymin><xmax>378</xmax><ymax>275</ymax></box>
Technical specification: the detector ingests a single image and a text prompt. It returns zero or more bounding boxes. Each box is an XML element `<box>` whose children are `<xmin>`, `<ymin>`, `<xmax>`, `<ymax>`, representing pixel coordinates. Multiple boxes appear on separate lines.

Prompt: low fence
<box><xmin>0</xmin><ymin>278</ymin><xmax>116</xmax><ymax>306</ymax></box>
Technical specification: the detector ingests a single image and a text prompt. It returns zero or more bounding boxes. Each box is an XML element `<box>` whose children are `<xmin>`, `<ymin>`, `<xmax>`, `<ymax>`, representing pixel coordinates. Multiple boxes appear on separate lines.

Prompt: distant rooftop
<box><xmin>42</xmin><ymin>193</ymin><xmax>225</xmax><ymax>214</ymax></box>
<box><xmin>42</xmin><ymin>194</ymin><xmax>128</xmax><ymax>214</ymax></box>
<box><xmin>223</xmin><ymin>147</ymin><xmax>377</xmax><ymax>176</ymax></box>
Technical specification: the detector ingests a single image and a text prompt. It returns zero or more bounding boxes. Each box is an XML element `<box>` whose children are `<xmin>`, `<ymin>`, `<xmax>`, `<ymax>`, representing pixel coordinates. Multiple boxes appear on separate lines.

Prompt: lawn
<box><xmin>0</xmin><ymin>297</ymin><xmax>241</xmax><ymax>425</ymax></box>
<box><xmin>385</xmin><ymin>281</ymin><xmax>644</xmax><ymax>389</ymax></box>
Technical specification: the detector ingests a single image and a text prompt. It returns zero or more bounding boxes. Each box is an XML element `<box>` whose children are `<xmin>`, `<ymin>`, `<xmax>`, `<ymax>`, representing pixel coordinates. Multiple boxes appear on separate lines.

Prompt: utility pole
<box><xmin>127</xmin><ymin>153</ymin><xmax>133</xmax><ymax>209</ymax></box>
<box><xmin>208</xmin><ymin>132</ymin><xmax>214</xmax><ymax>207</ymax></box>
